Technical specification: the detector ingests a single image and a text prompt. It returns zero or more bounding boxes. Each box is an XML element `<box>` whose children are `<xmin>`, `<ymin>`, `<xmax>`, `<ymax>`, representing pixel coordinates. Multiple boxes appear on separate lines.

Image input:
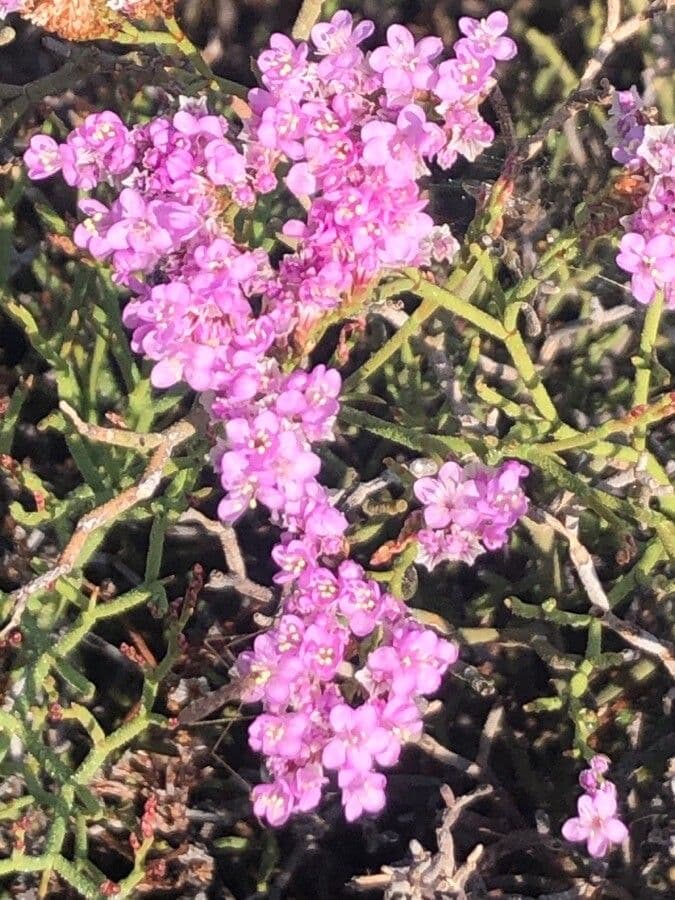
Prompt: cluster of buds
<box><xmin>130</xmin><ymin>794</ymin><xmax>158</xmax><ymax>851</ymax></box>
<box><xmin>10</xmin><ymin>815</ymin><xmax>31</xmax><ymax>853</ymax></box>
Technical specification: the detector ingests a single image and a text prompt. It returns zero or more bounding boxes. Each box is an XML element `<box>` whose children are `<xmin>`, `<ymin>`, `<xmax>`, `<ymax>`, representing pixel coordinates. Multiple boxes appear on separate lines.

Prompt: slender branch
<box><xmin>178</xmin><ymin>680</ymin><xmax>243</xmax><ymax>725</ymax></box>
<box><xmin>543</xmin><ymin>512</ymin><xmax>675</xmax><ymax>681</ymax></box>
<box><xmin>0</xmin><ymin>407</ymin><xmax>195</xmax><ymax>638</ymax></box>
<box><xmin>578</xmin><ymin>3</ymin><xmax>650</xmax><ymax>89</ymax></box>
<box><xmin>512</xmin><ymin>1</ymin><xmax>663</xmax><ymax>170</ymax></box>
<box><xmin>540</xmin><ymin>391</ymin><xmax>675</xmax><ymax>454</ymax></box>
<box><xmin>116</xmin><ymin>18</ymin><xmax>250</xmax><ymax>103</ymax></box>
<box><xmin>342</xmin><ymin>262</ymin><xmax>503</xmax><ymax>393</ymax></box>
<box><xmin>178</xmin><ymin>508</ymin><xmax>246</xmax><ymax>578</ymax></box>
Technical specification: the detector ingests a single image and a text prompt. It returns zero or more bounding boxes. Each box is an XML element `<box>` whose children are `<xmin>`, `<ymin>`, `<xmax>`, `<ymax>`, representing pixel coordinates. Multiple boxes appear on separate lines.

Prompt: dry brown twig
<box><xmin>178</xmin><ymin>508</ymin><xmax>246</xmax><ymax>578</ymax></box>
<box><xmin>513</xmin><ymin>0</ymin><xmax>667</xmax><ymax>169</ymax></box>
<box><xmin>351</xmin><ymin>784</ymin><xmax>492</xmax><ymax>898</ymax></box>
<box><xmin>0</xmin><ymin>402</ymin><xmax>196</xmax><ymax>639</ymax></box>
<box><xmin>542</xmin><ymin>511</ymin><xmax>675</xmax><ymax>681</ymax></box>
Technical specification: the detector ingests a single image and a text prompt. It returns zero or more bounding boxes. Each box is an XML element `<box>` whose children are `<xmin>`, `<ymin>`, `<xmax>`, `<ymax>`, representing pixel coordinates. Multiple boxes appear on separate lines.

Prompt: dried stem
<box><xmin>543</xmin><ymin>512</ymin><xmax>675</xmax><ymax>680</ymax></box>
<box><xmin>178</xmin><ymin>508</ymin><xmax>246</xmax><ymax>578</ymax></box>
<box><xmin>0</xmin><ymin>406</ymin><xmax>196</xmax><ymax>638</ymax></box>
<box><xmin>512</xmin><ymin>0</ymin><xmax>663</xmax><ymax>169</ymax></box>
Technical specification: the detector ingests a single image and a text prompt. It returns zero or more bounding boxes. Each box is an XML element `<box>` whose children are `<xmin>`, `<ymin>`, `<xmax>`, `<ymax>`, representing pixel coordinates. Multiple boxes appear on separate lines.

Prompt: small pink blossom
<box><xmin>338</xmin><ymin>769</ymin><xmax>387</xmax><ymax>822</ymax></box>
<box><xmin>562</xmin><ymin>786</ymin><xmax>628</xmax><ymax>858</ymax></box>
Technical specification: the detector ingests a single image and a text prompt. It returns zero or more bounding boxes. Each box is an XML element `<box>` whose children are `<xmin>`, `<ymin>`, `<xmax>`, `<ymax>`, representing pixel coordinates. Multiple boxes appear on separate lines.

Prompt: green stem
<box><xmin>117</xmin><ymin>20</ymin><xmax>249</xmax><ymax>98</ymax></box>
<box><xmin>606</xmin><ymin>537</ymin><xmax>665</xmax><ymax>609</ymax></box>
<box><xmin>503</xmin><ymin>304</ymin><xmax>558</xmax><ymax>423</ymax></box>
<box><xmin>540</xmin><ymin>392</ymin><xmax>675</xmax><ymax>454</ymax></box>
<box><xmin>72</xmin><ymin>713</ymin><xmax>160</xmax><ymax>787</ymax></box>
<box><xmin>632</xmin><ymin>291</ymin><xmax>665</xmax><ymax>452</ymax></box>
<box><xmin>292</xmin><ymin>0</ymin><xmax>326</xmax><ymax>40</ymax></box>
<box><xmin>338</xmin><ymin>406</ymin><xmax>473</xmax><ymax>457</ymax></box>
<box><xmin>342</xmin><ymin>295</ymin><xmax>437</xmax><ymax>392</ymax></box>
<box><xmin>343</xmin><ymin>261</ymin><xmax>498</xmax><ymax>393</ymax></box>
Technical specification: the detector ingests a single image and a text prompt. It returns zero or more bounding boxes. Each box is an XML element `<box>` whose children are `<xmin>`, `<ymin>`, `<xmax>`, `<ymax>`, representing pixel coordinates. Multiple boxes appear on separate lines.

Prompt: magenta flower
<box><xmin>257</xmin><ymin>32</ymin><xmax>310</xmax><ymax>94</ymax></box>
<box><xmin>310</xmin><ymin>10</ymin><xmax>374</xmax><ymax>61</ymax></box>
<box><xmin>21</xmin><ymin>11</ymin><xmax>520</xmax><ymax>827</ymax></box>
<box><xmin>0</xmin><ymin>1</ymin><xmax>22</xmax><ymax>16</ymax></box>
<box><xmin>322</xmin><ymin>703</ymin><xmax>396</xmax><ymax>772</ymax></box>
<box><xmin>338</xmin><ymin>769</ymin><xmax>387</xmax><ymax>822</ymax></box>
<box><xmin>338</xmin><ymin>578</ymin><xmax>383</xmax><ymax>637</ymax></box>
<box><xmin>433</xmin><ymin>50</ymin><xmax>495</xmax><ymax>104</ymax></box>
<box><xmin>204</xmin><ymin>138</ymin><xmax>247</xmax><ymax>186</ymax></box>
<box><xmin>300</xmin><ymin>622</ymin><xmax>348</xmax><ymax>680</ymax></box>
<box><xmin>418</xmin><ymin>224</ymin><xmax>460</xmax><ymax>265</ymax></box>
<box><xmin>562</xmin><ymin>785</ymin><xmax>628</xmax><ymax>857</ymax></box>
<box><xmin>361</xmin><ymin>105</ymin><xmax>444</xmax><ymax>183</ymax></box>
<box><xmin>579</xmin><ymin>754</ymin><xmax>611</xmax><ymax>794</ymax></box>
<box><xmin>391</xmin><ymin>626</ymin><xmax>459</xmax><ymax>695</ymax></box>
<box><xmin>414</xmin><ymin>461</ymin><xmax>464</xmax><ymax>529</ymax></box>
<box><xmin>73</xmin><ymin>199</ymin><xmax>114</xmax><ymax>257</ymax></box>
<box><xmin>637</xmin><ymin>124</ymin><xmax>675</xmax><ymax>175</ymax></box>
<box><xmin>368</xmin><ymin>24</ymin><xmax>443</xmax><ymax>104</ymax></box>
<box><xmin>606</xmin><ymin>87</ymin><xmax>647</xmax><ymax>167</ymax></box>
<box><xmin>23</xmin><ymin>135</ymin><xmax>62</xmax><ymax>180</ymax></box>
<box><xmin>617</xmin><ymin>232</ymin><xmax>675</xmax><ymax>304</ymax></box>
<box><xmin>272</xmin><ymin>538</ymin><xmax>315</xmax><ymax>584</ymax></box>
<box><xmin>248</xmin><ymin>712</ymin><xmax>309</xmax><ymax>759</ymax></box>
<box><xmin>289</xmin><ymin>763</ymin><xmax>327</xmax><ymax>813</ymax></box>
<box><xmin>251</xmin><ymin>780</ymin><xmax>295</xmax><ymax>827</ymax></box>
<box><xmin>457</xmin><ymin>12</ymin><xmax>517</xmax><ymax>61</ymax></box>
<box><xmin>414</xmin><ymin>459</ymin><xmax>528</xmax><ymax>570</ymax></box>
<box><xmin>378</xmin><ymin>696</ymin><xmax>423</xmax><ymax>747</ymax></box>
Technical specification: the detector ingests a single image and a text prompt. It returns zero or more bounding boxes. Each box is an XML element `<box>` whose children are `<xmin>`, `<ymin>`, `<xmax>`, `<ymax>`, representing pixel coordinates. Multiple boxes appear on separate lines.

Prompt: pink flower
<box><xmin>0</xmin><ymin>1</ymin><xmax>23</xmax><ymax>17</ymax></box>
<box><xmin>562</xmin><ymin>786</ymin><xmax>628</xmax><ymax>857</ymax></box>
<box><xmin>300</xmin><ymin>622</ymin><xmax>348</xmax><ymax>680</ymax></box>
<box><xmin>456</xmin><ymin>12</ymin><xmax>517</xmax><ymax>61</ymax></box>
<box><xmin>391</xmin><ymin>626</ymin><xmax>458</xmax><ymax>695</ymax></box>
<box><xmin>617</xmin><ymin>232</ymin><xmax>675</xmax><ymax>305</ymax></box>
<box><xmin>311</xmin><ymin>10</ymin><xmax>374</xmax><ymax>61</ymax></box>
<box><xmin>418</xmin><ymin>224</ymin><xmax>460</xmax><ymax>265</ymax></box>
<box><xmin>322</xmin><ymin>703</ymin><xmax>396</xmax><ymax>772</ymax></box>
<box><xmin>257</xmin><ymin>33</ymin><xmax>310</xmax><ymax>94</ymax></box>
<box><xmin>368</xmin><ymin>24</ymin><xmax>443</xmax><ymax>104</ymax></box>
<box><xmin>289</xmin><ymin>763</ymin><xmax>327</xmax><ymax>812</ymax></box>
<box><xmin>637</xmin><ymin>124</ymin><xmax>675</xmax><ymax>175</ymax></box>
<box><xmin>337</xmin><ymin>577</ymin><xmax>383</xmax><ymax>637</ymax></box>
<box><xmin>23</xmin><ymin>135</ymin><xmax>62</xmax><ymax>180</ymax></box>
<box><xmin>248</xmin><ymin>712</ymin><xmax>309</xmax><ymax>759</ymax></box>
<box><xmin>414</xmin><ymin>459</ymin><xmax>528</xmax><ymax>570</ymax></box>
<box><xmin>338</xmin><ymin>769</ymin><xmax>387</xmax><ymax>822</ymax></box>
<box><xmin>252</xmin><ymin>780</ymin><xmax>296</xmax><ymax>827</ymax></box>
<box><xmin>579</xmin><ymin>754</ymin><xmax>611</xmax><ymax>794</ymax></box>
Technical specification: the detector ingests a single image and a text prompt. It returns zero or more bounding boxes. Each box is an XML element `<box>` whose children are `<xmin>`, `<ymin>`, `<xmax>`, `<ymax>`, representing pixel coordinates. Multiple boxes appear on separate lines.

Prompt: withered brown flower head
<box><xmin>23</xmin><ymin>0</ymin><xmax>119</xmax><ymax>41</ymax></box>
<box><xmin>21</xmin><ymin>0</ymin><xmax>176</xmax><ymax>42</ymax></box>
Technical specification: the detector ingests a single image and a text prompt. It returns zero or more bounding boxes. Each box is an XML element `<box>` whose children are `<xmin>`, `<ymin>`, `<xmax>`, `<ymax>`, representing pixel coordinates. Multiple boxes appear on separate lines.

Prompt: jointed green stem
<box><xmin>632</xmin><ymin>291</ymin><xmax>665</xmax><ymax>452</ymax></box>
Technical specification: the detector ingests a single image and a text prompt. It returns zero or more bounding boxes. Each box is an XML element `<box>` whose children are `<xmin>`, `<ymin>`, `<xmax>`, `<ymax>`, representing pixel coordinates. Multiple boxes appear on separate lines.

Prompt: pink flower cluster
<box><xmin>240</xmin><ymin>556</ymin><xmax>458</xmax><ymax>825</ymax></box>
<box><xmin>243</xmin><ymin>10</ymin><xmax>515</xmax><ymax>340</ymax></box>
<box><xmin>607</xmin><ymin>89</ymin><xmax>675</xmax><ymax>308</ymax></box>
<box><xmin>413</xmin><ymin>459</ymin><xmax>528</xmax><ymax>570</ymax></box>
<box><xmin>562</xmin><ymin>755</ymin><xmax>628</xmax><ymax>858</ymax></box>
<box><xmin>23</xmin><ymin>11</ymin><xmax>519</xmax><ymax>824</ymax></box>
